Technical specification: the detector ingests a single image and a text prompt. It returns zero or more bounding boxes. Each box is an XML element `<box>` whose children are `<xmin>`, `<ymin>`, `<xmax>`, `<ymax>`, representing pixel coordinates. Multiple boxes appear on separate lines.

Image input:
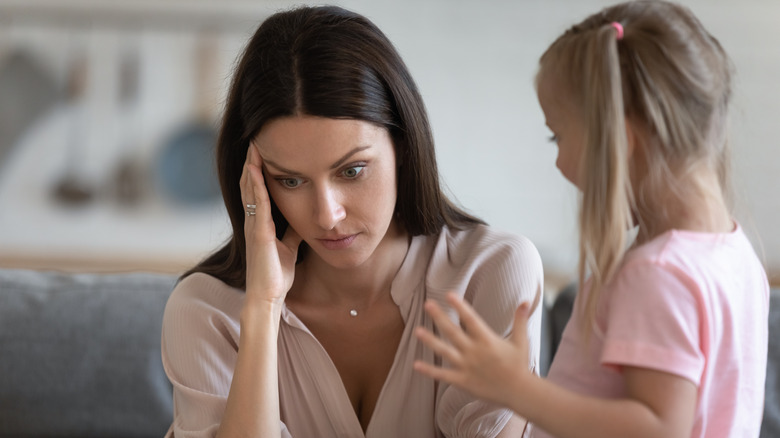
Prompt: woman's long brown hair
<box><xmin>184</xmin><ymin>6</ymin><xmax>483</xmax><ymax>288</ymax></box>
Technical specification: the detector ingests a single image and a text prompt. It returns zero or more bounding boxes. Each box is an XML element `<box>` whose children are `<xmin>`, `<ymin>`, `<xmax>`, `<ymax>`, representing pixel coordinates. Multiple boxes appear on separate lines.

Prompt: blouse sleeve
<box><xmin>161</xmin><ymin>273</ymin><xmax>292</xmax><ymax>438</ymax></box>
<box><xmin>427</xmin><ymin>226</ymin><xmax>544</xmax><ymax>438</ymax></box>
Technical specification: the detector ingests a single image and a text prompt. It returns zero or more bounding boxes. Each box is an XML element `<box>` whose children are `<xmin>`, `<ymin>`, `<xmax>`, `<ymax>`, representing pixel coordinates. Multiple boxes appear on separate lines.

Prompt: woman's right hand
<box><xmin>240</xmin><ymin>142</ymin><xmax>302</xmax><ymax>306</ymax></box>
<box><xmin>217</xmin><ymin>142</ymin><xmax>297</xmax><ymax>438</ymax></box>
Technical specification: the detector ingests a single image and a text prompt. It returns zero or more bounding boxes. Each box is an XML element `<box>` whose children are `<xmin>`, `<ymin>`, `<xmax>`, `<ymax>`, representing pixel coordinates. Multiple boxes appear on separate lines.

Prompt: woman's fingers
<box><xmin>243</xmin><ymin>144</ymin><xmax>276</xmax><ymax>238</ymax></box>
<box><xmin>239</xmin><ymin>149</ymin><xmax>254</xmax><ymax>212</ymax></box>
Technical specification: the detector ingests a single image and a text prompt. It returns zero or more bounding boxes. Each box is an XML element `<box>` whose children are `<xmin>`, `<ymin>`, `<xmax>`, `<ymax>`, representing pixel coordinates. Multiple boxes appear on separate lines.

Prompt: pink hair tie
<box><xmin>611</xmin><ymin>22</ymin><xmax>624</xmax><ymax>40</ymax></box>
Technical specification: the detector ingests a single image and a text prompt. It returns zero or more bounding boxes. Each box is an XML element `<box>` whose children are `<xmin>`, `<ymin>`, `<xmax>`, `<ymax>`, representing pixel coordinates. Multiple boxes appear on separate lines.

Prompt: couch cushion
<box><xmin>0</xmin><ymin>268</ymin><xmax>176</xmax><ymax>438</ymax></box>
<box><xmin>761</xmin><ymin>287</ymin><xmax>780</xmax><ymax>438</ymax></box>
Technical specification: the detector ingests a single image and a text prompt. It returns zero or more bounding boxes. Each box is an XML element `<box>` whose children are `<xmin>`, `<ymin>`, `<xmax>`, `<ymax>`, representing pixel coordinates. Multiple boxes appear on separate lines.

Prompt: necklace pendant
<box><xmin>349</xmin><ymin>309</ymin><xmax>358</xmax><ymax>317</ymax></box>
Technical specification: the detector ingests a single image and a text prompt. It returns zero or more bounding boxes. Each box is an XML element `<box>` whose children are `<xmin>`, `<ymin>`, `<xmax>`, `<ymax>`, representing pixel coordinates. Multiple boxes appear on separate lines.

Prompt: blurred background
<box><xmin>0</xmin><ymin>0</ymin><xmax>777</xmax><ymax>289</ymax></box>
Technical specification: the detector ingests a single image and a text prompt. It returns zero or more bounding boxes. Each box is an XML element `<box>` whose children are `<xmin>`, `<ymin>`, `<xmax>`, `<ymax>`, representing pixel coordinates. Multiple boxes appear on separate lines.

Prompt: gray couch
<box><xmin>0</xmin><ymin>269</ymin><xmax>175</xmax><ymax>437</ymax></box>
<box><xmin>0</xmin><ymin>268</ymin><xmax>777</xmax><ymax>437</ymax></box>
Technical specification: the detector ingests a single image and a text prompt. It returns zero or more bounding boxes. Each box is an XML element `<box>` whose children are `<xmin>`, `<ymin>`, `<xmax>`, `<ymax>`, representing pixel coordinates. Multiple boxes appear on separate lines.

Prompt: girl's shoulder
<box><xmin>616</xmin><ymin>223</ymin><xmax>767</xmax><ymax>298</ymax></box>
<box><xmin>624</xmin><ymin>223</ymin><xmax>759</xmax><ymax>268</ymax></box>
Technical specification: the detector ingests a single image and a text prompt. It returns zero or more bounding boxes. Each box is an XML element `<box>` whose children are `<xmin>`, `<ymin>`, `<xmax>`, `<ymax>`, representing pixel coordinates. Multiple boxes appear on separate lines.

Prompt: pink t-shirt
<box><xmin>162</xmin><ymin>225</ymin><xmax>544</xmax><ymax>438</ymax></box>
<box><xmin>535</xmin><ymin>224</ymin><xmax>769</xmax><ymax>438</ymax></box>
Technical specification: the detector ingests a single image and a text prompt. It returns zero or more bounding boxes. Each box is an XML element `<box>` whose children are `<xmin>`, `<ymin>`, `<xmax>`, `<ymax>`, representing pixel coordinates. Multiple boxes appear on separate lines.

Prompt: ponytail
<box><xmin>577</xmin><ymin>22</ymin><xmax>634</xmax><ymax>336</ymax></box>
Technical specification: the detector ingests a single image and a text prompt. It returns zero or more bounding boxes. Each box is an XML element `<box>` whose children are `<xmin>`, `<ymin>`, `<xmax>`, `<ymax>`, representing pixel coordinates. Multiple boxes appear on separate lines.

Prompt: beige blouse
<box><xmin>161</xmin><ymin>225</ymin><xmax>543</xmax><ymax>438</ymax></box>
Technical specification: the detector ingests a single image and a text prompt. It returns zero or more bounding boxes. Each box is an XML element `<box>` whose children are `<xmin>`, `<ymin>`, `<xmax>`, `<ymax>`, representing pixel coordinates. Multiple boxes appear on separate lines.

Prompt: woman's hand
<box><xmin>217</xmin><ymin>143</ymin><xmax>297</xmax><ymax>438</ymax></box>
<box><xmin>413</xmin><ymin>292</ymin><xmax>540</xmax><ymax>408</ymax></box>
<box><xmin>240</xmin><ymin>143</ymin><xmax>303</xmax><ymax>306</ymax></box>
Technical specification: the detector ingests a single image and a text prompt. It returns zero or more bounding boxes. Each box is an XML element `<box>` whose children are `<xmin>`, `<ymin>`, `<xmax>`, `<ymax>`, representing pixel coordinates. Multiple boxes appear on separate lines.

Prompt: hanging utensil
<box><xmin>51</xmin><ymin>50</ymin><xmax>94</xmax><ymax>206</ymax></box>
<box><xmin>155</xmin><ymin>30</ymin><xmax>221</xmax><ymax>206</ymax></box>
<box><xmin>0</xmin><ymin>18</ymin><xmax>59</xmax><ymax>175</ymax></box>
<box><xmin>111</xmin><ymin>41</ymin><xmax>145</xmax><ymax>205</ymax></box>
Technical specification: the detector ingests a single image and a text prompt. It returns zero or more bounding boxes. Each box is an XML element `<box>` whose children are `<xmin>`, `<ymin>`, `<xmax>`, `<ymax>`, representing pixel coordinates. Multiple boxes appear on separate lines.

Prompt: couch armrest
<box><xmin>0</xmin><ymin>268</ymin><xmax>176</xmax><ymax>437</ymax></box>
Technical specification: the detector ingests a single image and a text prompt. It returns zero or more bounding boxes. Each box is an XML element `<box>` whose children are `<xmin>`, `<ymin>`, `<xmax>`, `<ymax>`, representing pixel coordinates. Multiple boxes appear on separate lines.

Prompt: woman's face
<box><xmin>252</xmin><ymin>116</ymin><xmax>400</xmax><ymax>269</ymax></box>
<box><xmin>537</xmin><ymin>75</ymin><xmax>586</xmax><ymax>190</ymax></box>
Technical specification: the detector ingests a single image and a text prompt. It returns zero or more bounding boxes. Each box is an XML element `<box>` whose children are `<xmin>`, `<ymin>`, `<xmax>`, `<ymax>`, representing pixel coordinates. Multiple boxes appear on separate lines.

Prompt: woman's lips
<box><xmin>317</xmin><ymin>234</ymin><xmax>358</xmax><ymax>250</ymax></box>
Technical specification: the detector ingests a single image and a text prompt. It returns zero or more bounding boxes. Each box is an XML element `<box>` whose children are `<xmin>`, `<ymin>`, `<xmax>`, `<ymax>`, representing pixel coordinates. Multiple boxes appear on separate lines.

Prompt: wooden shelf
<box><xmin>0</xmin><ymin>252</ymin><xmax>197</xmax><ymax>274</ymax></box>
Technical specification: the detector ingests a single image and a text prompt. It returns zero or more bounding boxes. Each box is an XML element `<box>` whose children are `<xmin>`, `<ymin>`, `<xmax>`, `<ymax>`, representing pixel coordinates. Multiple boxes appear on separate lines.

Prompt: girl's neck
<box><xmin>291</xmin><ymin>222</ymin><xmax>410</xmax><ymax>310</ymax></box>
<box><xmin>635</xmin><ymin>167</ymin><xmax>733</xmax><ymax>244</ymax></box>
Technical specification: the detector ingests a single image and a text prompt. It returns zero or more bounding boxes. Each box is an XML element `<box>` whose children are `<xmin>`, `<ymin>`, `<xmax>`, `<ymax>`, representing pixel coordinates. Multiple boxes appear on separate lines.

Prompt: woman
<box><xmin>161</xmin><ymin>5</ymin><xmax>543</xmax><ymax>437</ymax></box>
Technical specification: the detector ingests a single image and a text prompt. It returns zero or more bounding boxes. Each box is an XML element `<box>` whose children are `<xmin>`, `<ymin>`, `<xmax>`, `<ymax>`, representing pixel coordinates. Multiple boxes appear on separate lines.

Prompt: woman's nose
<box><xmin>314</xmin><ymin>186</ymin><xmax>346</xmax><ymax>230</ymax></box>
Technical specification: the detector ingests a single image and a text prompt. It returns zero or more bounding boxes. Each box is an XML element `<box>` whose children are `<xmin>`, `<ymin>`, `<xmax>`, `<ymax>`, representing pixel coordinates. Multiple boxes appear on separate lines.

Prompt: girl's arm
<box><xmin>414</xmin><ymin>294</ymin><xmax>697</xmax><ymax>438</ymax></box>
<box><xmin>217</xmin><ymin>144</ymin><xmax>301</xmax><ymax>438</ymax></box>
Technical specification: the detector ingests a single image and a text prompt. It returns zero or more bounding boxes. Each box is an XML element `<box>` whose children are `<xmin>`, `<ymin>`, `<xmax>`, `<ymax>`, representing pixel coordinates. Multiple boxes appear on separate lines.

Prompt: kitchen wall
<box><xmin>0</xmin><ymin>0</ymin><xmax>777</xmax><ymax>285</ymax></box>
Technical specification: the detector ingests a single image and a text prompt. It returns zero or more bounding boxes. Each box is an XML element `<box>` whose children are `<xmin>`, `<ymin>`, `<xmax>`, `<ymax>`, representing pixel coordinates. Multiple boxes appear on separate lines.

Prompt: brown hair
<box><xmin>537</xmin><ymin>0</ymin><xmax>734</xmax><ymax>331</ymax></box>
<box><xmin>184</xmin><ymin>5</ymin><xmax>482</xmax><ymax>288</ymax></box>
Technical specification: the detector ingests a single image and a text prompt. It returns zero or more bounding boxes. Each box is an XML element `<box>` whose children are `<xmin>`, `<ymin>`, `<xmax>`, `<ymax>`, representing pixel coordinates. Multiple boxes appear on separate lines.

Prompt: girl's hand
<box><xmin>240</xmin><ymin>143</ymin><xmax>302</xmax><ymax>306</ymax></box>
<box><xmin>413</xmin><ymin>292</ymin><xmax>540</xmax><ymax>408</ymax></box>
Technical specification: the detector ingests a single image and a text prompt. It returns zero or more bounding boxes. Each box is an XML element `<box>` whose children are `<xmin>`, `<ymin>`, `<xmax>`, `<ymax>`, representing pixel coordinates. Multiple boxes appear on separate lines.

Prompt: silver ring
<box><xmin>245</xmin><ymin>204</ymin><xmax>256</xmax><ymax>217</ymax></box>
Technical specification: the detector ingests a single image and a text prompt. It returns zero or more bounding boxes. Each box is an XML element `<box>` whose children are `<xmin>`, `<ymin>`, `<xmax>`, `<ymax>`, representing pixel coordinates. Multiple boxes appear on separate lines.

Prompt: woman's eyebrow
<box><xmin>330</xmin><ymin>146</ymin><xmax>371</xmax><ymax>169</ymax></box>
<box><xmin>262</xmin><ymin>145</ymin><xmax>371</xmax><ymax>175</ymax></box>
<box><xmin>262</xmin><ymin>159</ymin><xmax>301</xmax><ymax>176</ymax></box>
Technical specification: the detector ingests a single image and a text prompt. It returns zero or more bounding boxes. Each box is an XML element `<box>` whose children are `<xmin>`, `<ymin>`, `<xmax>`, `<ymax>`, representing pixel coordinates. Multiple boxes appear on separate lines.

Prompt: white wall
<box><xmin>328</xmin><ymin>0</ymin><xmax>780</xmax><ymax>282</ymax></box>
<box><xmin>0</xmin><ymin>0</ymin><xmax>777</xmax><ymax>282</ymax></box>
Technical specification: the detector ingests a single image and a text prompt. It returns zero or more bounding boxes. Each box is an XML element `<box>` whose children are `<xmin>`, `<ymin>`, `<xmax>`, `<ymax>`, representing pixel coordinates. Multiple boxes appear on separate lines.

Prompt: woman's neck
<box><xmin>291</xmin><ymin>222</ymin><xmax>410</xmax><ymax>310</ymax></box>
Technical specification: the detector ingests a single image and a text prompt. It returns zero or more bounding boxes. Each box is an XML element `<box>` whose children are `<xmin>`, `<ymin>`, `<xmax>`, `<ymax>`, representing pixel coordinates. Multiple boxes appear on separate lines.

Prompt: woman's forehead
<box><xmin>252</xmin><ymin>116</ymin><xmax>392</xmax><ymax>163</ymax></box>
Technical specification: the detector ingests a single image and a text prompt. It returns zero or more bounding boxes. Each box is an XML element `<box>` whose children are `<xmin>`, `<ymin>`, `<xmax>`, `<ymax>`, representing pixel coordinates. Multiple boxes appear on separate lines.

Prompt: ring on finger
<box><xmin>245</xmin><ymin>204</ymin><xmax>257</xmax><ymax>217</ymax></box>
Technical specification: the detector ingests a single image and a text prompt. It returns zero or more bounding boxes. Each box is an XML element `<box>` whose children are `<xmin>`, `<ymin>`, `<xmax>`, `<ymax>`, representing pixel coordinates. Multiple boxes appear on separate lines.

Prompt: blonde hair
<box><xmin>537</xmin><ymin>1</ymin><xmax>734</xmax><ymax>333</ymax></box>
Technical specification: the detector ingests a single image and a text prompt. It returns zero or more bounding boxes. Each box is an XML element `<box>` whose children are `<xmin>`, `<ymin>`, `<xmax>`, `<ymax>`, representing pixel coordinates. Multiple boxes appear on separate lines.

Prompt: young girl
<box><xmin>414</xmin><ymin>1</ymin><xmax>770</xmax><ymax>437</ymax></box>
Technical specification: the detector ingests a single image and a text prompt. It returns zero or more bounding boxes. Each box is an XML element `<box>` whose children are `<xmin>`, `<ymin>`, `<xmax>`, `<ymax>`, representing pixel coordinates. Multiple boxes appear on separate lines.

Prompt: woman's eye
<box><xmin>342</xmin><ymin>166</ymin><xmax>365</xmax><ymax>179</ymax></box>
<box><xmin>279</xmin><ymin>177</ymin><xmax>303</xmax><ymax>188</ymax></box>
<box><xmin>548</xmin><ymin>134</ymin><xmax>558</xmax><ymax>144</ymax></box>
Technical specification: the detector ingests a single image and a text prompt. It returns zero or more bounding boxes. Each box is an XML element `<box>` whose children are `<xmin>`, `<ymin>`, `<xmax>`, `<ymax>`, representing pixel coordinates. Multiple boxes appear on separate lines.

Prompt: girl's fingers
<box><xmin>412</xmin><ymin>360</ymin><xmax>461</xmax><ymax>386</ymax></box>
<box><xmin>415</xmin><ymin>326</ymin><xmax>463</xmax><ymax>366</ymax></box>
<box><xmin>509</xmin><ymin>285</ymin><xmax>543</xmax><ymax>347</ymax></box>
<box><xmin>445</xmin><ymin>292</ymin><xmax>493</xmax><ymax>340</ymax></box>
<box><xmin>528</xmin><ymin>284</ymin><xmax>542</xmax><ymax>316</ymax></box>
<box><xmin>509</xmin><ymin>303</ymin><xmax>530</xmax><ymax>348</ymax></box>
<box><xmin>424</xmin><ymin>299</ymin><xmax>471</xmax><ymax>351</ymax></box>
